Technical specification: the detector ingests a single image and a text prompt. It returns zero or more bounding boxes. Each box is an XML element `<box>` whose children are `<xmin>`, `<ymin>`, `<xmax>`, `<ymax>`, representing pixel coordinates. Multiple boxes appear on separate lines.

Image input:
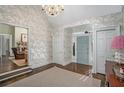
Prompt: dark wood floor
<box><xmin>0</xmin><ymin>62</ymin><xmax>105</xmax><ymax>87</ymax></box>
<box><xmin>0</xmin><ymin>56</ymin><xmax>27</xmax><ymax>74</ymax></box>
<box><xmin>55</xmin><ymin>63</ymin><xmax>105</xmax><ymax>86</ymax></box>
<box><xmin>65</xmin><ymin>63</ymin><xmax>92</xmax><ymax>74</ymax></box>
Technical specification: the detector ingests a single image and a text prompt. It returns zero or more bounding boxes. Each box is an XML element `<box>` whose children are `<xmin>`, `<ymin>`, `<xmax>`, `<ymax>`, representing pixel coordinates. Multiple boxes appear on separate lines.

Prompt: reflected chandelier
<box><xmin>42</xmin><ymin>5</ymin><xmax>64</xmax><ymax>16</ymax></box>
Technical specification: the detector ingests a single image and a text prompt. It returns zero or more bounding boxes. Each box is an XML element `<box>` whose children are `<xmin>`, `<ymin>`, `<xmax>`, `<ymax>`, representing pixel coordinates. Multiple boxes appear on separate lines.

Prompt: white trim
<box><xmin>72</xmin><ymin>35</ymin><xmax>76</xmax><ymax>62</ymax></box>
<box><xmin>73</xmin><ymin>32</ymin><xmax>91</xmax><ymax>36</ymax></box>
<box><xmin>0</xmin><ymin>34</ymin><xmax>13</xmax><ymax>56</ymax></box>
<box><xmin>0</xmin><ymin>66</ymin><xmax>30</xmax><ymax>77</ymax></box>
<box><xmin>0</xmin><ymin>21</ymin><xmax>30</xmax><ymax>30</ymax></box>
<box><xmin>94</xmin><ymin>25</ymin><xmax>121</xmax><ymax>32</ymax></box>
<box><xmin>0</xmin><ymin>34</ymin><xmax>11</xmax><ymax>35</ymax></box>
<box><xmin>27</xmin><ymin>27</ymin><xmax>31</xmax><ymax>67</ymax></box>
<box><xmin>0</xmin><ymin>70</ymin><xmax>32</xmax><ymax>82</ymax></box>
<box><xmin>93</xmin><ymin>25</ymin><xmax>121</xmax><ymax>73</ymax></box>
<box><xmin>0</xmin><ymin>22</ymin><xmax>32</xmax><ymax>71</ymax></box>
<box><xmin>0</xmin><ymin>35</ymin><xmax>2</xmax><ymax>65</ymax></box>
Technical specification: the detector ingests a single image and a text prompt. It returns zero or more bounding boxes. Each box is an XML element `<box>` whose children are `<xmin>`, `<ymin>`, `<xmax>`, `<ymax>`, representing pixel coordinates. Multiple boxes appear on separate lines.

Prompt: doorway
<box><xmin>0</xmin><ymin>34</ymin><xmax>14</xmax><ymax>73</ymax></box>
<box><xmin>0</xmin><ymin>23</ymin><xmax>29</xmax><ymax>74</ymax></box>
<box><xmin>72</xmin><ymin>32</ymin><xmax>93</xmax><ymax>66</ymax></box>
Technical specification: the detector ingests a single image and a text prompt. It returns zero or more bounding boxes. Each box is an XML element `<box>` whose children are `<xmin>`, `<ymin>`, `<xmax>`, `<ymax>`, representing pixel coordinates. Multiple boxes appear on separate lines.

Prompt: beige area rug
<box><xmin>6</xmin><ymin>66</ymin><xmax>101</xmax><ymax>87</ymax></box>
<box><xmin>9</xmin><ymin>57</ymin><xmax>27</xmax><ymax>67</ymax></box>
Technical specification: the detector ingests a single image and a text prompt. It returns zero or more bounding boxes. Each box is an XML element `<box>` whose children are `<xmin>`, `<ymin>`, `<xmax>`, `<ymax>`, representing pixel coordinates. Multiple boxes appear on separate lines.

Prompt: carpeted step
<box><xmin>0</xmin><ymin>67</ymin><xmax>32</xmax><ymax>82</ymax></box>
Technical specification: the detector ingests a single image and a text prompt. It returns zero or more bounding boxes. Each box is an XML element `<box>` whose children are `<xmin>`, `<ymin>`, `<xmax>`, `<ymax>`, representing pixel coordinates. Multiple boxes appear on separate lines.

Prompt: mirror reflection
<box><xmin>0</xmin><ymin>23</ymin><xmax>28</xmax><ymax>74</ymax></box>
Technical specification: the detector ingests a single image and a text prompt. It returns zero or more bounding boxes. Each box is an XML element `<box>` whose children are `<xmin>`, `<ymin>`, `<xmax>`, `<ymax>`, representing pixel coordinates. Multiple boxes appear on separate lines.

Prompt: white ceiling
<box><xmin>45</xmin><ymin>5</ymin><xmax>122</xmax><ymax>27</ymax></box>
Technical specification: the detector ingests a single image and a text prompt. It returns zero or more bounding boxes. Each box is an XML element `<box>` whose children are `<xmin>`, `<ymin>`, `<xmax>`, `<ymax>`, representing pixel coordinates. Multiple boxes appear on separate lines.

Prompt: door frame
<box><xmin>0</xmin><ymin>34</ymin><xmax>12</xmax><ymax>56</ymax></box>
<box><xmin>0</xmin><ymin>22</ymin><xmax>31</xmax><ymax>76</ymax></box>
<box><xmin>72</xmin><ymin>32</ymin><xmax>92</xmax><ymax>65</ymax></box>
<box><xmin>93</xmin><ymin>25</ymin><xmax>121</xmax><ymax>73</ymax></box>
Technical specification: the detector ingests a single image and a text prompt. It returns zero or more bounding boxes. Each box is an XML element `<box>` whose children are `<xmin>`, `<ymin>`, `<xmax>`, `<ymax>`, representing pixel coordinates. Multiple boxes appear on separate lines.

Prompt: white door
<box><xmin>0</xmin><ymin>35</ymin><xmax>2</xmax><ymax>63</ymax></box>
<box><xmin>9</xmin><ymin>35</ymin><xmax>13</xmax><ymax>56</ymax></box>
<box><xmin>96</xmin><ymin>27</ymin><xmax>120</xmax><ymax>74</ymax></box>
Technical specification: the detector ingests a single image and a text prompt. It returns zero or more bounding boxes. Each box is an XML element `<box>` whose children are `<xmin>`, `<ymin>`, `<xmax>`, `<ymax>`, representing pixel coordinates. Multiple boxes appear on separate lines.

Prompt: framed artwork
<box><xmin>21</xmin><ymin>33</ymin><xmax>27</xmax><ymax>42</ymax></box>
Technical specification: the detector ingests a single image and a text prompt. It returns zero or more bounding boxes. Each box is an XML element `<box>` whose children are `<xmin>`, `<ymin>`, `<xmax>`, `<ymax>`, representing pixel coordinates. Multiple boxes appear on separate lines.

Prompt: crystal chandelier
<box><xmin>42</xmin><ymin>5</ymin><xmax>64</xmax><ymax>16</ymax></box>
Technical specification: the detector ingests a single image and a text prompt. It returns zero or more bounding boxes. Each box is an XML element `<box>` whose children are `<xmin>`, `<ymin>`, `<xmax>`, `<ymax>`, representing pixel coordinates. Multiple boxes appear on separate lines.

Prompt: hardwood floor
<box><xmin>54</xmin><ymin>63</ymin><xmax>105</xmax><ymax>86</ymax></box>
<box><xmin>0</xmin><ymin>63</ymin><xmax>54</xmax><ymax>86</ymax></box>
<box><xmin>0</xmin><ymin>56</ymin><xmax>27</xmax><ymax>74</ymax></box>
<box><xmin>0</xmin><ymin>62</ymin><xmax>105</xmax><ymax>87</ymax></box>
<box><xmin>65</xmin><ymin>63</ymin><xmax>92</xmax><ymax>74</ymax></box>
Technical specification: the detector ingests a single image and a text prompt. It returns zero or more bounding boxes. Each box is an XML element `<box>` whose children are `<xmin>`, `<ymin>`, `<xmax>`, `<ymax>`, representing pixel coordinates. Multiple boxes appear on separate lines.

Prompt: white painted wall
<box><xmin>15</xmin><ymin>26</ymin><xmax>28</xmax><ymax>47</ymax></box>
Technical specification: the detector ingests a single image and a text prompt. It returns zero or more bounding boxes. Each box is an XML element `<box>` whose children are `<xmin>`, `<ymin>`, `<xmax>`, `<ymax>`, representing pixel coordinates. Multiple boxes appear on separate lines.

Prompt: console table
<box><xmin>105</xmin><ymin>60</ymin><xmax>124</xmax><ymax>87</ymax></box>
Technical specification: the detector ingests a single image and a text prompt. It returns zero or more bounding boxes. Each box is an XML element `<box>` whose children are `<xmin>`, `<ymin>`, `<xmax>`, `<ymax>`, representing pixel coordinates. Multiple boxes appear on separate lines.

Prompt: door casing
<box><xmin>93</xmin><ymin>25</ymin><xmax>121</xmax><ymax>73</ymax></box>
<box><xmin>72</xmin><ymin>32</ymin><xmax>92</xmax><ymax>65</ymax></box>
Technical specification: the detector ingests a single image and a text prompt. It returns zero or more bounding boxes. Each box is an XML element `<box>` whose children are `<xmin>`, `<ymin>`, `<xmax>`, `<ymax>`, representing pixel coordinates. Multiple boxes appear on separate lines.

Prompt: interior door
<box><xmin>0</xmin><ymin>35</ymin><xmax>2</xmax><ymax>64</ymax></box>
<box><xmin>96</xmin><ymin>28</ymin><xmax>120</xmax><ymax>74</ymax></box>
<box><xmin>0</xmin><ymin>35</ymin><xmax>10</xmax><ymax>70</ymax></box>
<box><xmin>77</xmin><ymin>36</ymin><xmax>89</xmax><ymax>65</ymax></box>
<box><xmin>0</xmin><ymin>35</ymin><xmax>3</xmax><ymax>70</ymax></box>
<box><xmin>96</xmin><ymin>31</ymin><xmax>106</xmax><ymax>74</ymax></box>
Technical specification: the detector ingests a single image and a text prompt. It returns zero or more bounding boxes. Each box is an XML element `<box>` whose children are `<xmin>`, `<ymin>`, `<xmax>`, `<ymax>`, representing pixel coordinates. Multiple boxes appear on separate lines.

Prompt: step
<box><xmin>0</xmin><ymin>67</ymin><xmax>32</xmax><ymax>82</ymax></box>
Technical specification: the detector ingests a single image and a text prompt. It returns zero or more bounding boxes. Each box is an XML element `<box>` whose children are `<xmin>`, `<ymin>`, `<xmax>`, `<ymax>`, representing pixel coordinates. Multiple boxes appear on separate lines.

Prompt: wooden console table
<box><xmin>105</xmin><ymin>60</ymin><xmax>124</xmax><ymax>87</ymax></box>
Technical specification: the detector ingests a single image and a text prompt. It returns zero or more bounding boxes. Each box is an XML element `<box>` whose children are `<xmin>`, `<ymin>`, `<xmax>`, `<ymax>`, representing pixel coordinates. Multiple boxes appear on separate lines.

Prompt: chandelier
<box><xmin>42</xmin><ymin>5</ymin><xmax>64</xmax><ymax>16</ymax></box>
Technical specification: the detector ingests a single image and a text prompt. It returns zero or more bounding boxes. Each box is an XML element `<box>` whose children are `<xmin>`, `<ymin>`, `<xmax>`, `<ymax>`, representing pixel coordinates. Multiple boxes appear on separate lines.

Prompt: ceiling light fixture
<box><xmin>42</xmin><ymin>5</ymin><xmax>64</xmax><ymax>17</ymax></box>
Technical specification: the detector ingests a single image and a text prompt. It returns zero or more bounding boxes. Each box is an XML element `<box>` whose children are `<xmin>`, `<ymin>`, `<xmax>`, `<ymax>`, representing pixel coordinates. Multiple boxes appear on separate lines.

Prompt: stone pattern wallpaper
<box><xmin>64</xmin><ymin>12</ymin><xmax>122</xmax><ymax>65</ymax></box>
<box><xmin>0</xmin><ymin>6</ymin><xmax>53</xmax><ymax>68</ymax></box>
<box><xmin>53</xmin><ymin>12</ymin><xmax>123</xmax><ymax>65</ymax></box>
<box><xmin>64</xmin><ymin>12</ymin><xmax>122</xmax><ymax>29</ymax></box>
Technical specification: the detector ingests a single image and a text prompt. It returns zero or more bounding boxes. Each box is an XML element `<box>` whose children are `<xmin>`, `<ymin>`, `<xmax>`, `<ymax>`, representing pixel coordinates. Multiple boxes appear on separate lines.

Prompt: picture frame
<box><xmin>21</xmin><ymin>33</ymin><xmax>27</xmax><ymax>42</ymax></box>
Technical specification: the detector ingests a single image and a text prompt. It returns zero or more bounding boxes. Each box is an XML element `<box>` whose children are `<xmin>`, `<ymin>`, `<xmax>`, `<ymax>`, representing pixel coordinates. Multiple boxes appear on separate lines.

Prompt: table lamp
<box><xmin>111</xmin><ymin>35</ymin><xmax>124</xmax><ymax>63</ymax></box>
<box><xmin>111</xmin><ymin>35</ymin><xmax>124</xmax><ymax>64</ymax></box>
<box><xmin>111</xmin><ymin>35</ymin><xmax>124</xmax><ymax>78</ymax></box>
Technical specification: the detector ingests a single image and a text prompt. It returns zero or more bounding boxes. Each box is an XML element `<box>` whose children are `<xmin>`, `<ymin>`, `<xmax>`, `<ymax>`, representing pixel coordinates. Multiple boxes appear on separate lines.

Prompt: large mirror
<box><xmin>0</xmin><ymin>23</ymin><xmax>28</xmax><ymax>74</ymax></box>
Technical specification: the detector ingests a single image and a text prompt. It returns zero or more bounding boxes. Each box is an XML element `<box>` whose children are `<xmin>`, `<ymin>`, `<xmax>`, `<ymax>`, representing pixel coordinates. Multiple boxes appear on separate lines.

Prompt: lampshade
<box><xmin>111</xmin><ymin>35</ymin><xmax>124</xmax><ymax>49</ymax></box>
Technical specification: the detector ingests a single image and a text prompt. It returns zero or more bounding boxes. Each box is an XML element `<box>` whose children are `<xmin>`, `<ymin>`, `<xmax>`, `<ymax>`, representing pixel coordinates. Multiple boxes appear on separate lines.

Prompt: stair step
<box><xmin>0</xmin><ymin>67</ymin><xmax>32</xmax><ymax>82</ymax></box>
